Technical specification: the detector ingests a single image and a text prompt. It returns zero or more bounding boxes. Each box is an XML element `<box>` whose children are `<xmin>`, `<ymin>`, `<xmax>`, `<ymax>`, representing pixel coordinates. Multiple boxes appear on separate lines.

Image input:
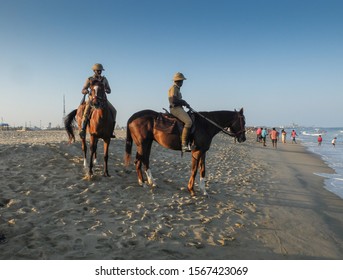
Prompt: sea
<box><xmin>293</xmin><ymin>127</ymin><xmax>343</xmax><ymax>199</ymax></box>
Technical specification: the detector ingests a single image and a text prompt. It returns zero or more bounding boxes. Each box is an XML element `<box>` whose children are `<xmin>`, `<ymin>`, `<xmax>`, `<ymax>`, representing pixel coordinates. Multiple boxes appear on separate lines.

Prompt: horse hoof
<box><xmin>83</xmin><ymin>174</ymin><xmax>92</xmax><ymax>181</ymax></box>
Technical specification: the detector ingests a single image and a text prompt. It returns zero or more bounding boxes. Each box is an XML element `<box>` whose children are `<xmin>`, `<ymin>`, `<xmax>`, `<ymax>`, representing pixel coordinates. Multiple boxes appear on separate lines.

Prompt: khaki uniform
<box><xmin>168</xmin><ymin>84</ymin><xmax>192</xmax><ymax>128</ymax></box>
<box><xmin>82</xmin><ymin>75</ymin><xmax>117</xmax><ymax>121</ymax></box>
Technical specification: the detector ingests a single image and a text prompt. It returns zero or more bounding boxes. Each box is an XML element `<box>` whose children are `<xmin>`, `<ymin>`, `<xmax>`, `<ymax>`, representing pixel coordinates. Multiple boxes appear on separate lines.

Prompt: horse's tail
<box><xmin>64</xmin><ymin>109</ymin><xmax>77</xmax><ymax>144</ymax></box>
<box><xmin>124</xmin><ymin>124</ymin><xmax>133</xmax><ymax>166</ymax></box>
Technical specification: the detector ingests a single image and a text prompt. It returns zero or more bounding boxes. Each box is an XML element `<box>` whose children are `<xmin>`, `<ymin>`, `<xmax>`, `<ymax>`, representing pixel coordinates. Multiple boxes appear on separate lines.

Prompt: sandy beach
<box><xmin>1</xmin><ymin>129</ymin><xmax>343</xmax><ymax>260</ymax></box>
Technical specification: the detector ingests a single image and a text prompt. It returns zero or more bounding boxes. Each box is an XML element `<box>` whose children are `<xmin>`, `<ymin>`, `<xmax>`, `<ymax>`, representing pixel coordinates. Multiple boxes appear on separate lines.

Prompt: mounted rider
<box><xmin>168</xmin><ymin>72</ymin><xmax>192</xmax><ymax>152</ymax></box>
<box><xmin>79</xmin><ymin>63</ymin><xmax>117</xmax><ymax>139</ymax></box>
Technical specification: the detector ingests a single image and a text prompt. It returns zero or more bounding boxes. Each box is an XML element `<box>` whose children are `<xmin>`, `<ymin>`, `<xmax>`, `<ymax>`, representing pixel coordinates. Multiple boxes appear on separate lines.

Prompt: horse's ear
<box><xmin>239</xmin><ymin>108</ymin><xmax>244</xmax><ymax>114</ymax></box>
<box><xmin>90</xmin><ymin>79</ymin><xmax>99</xmax><ymax>86</ymax></box>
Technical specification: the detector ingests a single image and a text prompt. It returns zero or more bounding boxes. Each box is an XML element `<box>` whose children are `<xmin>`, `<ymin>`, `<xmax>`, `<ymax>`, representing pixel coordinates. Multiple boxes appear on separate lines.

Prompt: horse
<box><xmin>124</xmin><ymin>108</ymin><xmax>246</xmax><ymax>196</ymax></box>
<box><xmin>64</xmin><ymin>80</ymin><xmax>115</xmax><ymax>177</ymax></box>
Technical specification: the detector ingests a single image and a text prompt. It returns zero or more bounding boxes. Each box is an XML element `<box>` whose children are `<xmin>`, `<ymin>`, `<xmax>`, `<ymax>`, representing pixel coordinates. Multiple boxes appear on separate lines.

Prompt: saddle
<box><xmin>154</xmin><ymin>110</ymin><xmax>195</xmax><ymax>135</ymax></box>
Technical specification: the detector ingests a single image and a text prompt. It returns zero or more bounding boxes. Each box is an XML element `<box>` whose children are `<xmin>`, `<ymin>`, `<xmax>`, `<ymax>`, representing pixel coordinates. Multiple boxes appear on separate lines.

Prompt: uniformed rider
<box><xmin>79</xmin><ymin>63</ymin><xmax>117</xmax><ymax>139</ymax></box>
<box><xmin>168</xmin><ymin>72</ymin><xmax>192</xmax><ymax>152</ymax></box>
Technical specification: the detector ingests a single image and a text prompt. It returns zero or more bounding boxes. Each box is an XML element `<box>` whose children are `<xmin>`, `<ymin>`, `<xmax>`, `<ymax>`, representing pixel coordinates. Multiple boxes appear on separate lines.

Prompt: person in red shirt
<box><xmin>317</xmin><ymin>135</ymin><xmax>323</xmax><ymax>146</ymax></box>
<box><xmin>270</xmin><ymin>128</ymin><xmax>279</xmax><ymax>149</ymax></box>
<box><xmin>256</xmin><ymin>127</ymin><xmax>262</xmax><ymax>142</ymax></box>
<box><xmin>291</xmin><ymin>129</ymin><xmax>298</xmax><ymax>144</ymax></box>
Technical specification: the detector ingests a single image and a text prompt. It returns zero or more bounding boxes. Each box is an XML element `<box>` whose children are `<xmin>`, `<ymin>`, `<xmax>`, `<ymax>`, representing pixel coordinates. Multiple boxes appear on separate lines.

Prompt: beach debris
<box><xmin>186</xmin><ymin>240</ymin><xmax>205</xmax><ymax>249</ymax></box>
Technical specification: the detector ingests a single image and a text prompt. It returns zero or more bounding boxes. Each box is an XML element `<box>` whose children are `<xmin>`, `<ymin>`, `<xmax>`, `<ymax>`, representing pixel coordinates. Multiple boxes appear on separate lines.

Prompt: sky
<box><xmin>0</xmin><ymin>0</ymin><xmax>342</xmax><ymax>128</ymax></box>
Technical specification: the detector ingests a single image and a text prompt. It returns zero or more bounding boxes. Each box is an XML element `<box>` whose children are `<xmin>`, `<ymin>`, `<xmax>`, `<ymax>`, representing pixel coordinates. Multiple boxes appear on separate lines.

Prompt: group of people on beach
<box><xmin>255</xmin><ymin>127</ymin><xmax>298</xmax><ymax>149</ymax></box>
<box><xmin>80</xmin><ymin>63</ymin><xmax>193</xmax><ymax>152</ymax></box>
<box><xmin>256</xmin><ymin>127</ymin><xmax>338</xmax><ymax>149</ymax></box>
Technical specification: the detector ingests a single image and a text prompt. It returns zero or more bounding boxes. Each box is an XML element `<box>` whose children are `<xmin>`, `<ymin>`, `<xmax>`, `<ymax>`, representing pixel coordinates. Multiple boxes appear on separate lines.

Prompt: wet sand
<box><xmin>1</xmin><ymin>130</ymin><xmax>343</xmax><ymax>259</ymax></box>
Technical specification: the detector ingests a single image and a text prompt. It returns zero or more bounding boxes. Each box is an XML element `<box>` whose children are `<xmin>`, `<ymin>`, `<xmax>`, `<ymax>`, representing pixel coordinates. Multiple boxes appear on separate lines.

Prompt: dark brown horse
<box><xmin>124</xmin><ymin>108</ymin><xmax>246</xmax><ymax>196</ymax></box>
<box><xmin>64</xmin><ymin>80</ymin><xmax>115</xmax><ymax>177</ymax></box>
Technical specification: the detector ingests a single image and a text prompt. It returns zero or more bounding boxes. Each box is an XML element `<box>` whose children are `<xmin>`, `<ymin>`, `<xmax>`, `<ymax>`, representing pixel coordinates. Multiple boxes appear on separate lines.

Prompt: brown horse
<box><xmin>64</xmin><ymin>80</ymin><xmax>115</xmax><ymax>177</ymax></box>
<box><xmin>124</xmin><ymin>108</ymin><xmax>246</xmax><ymax>196</ymax></box>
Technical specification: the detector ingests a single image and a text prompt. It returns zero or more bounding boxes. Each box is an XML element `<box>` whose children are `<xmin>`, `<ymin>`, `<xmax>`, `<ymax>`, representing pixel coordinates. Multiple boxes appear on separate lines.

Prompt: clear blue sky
<box><xmin>1</xmin><ymin>0</ymin><xmax>342</xmax><ymax>128</ymax></box>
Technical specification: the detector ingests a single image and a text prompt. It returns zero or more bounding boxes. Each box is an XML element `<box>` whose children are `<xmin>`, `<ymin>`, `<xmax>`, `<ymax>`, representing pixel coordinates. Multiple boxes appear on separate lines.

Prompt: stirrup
<box><xmin>182</xmin><ymin>144</ymin><xmax>192</xmax><ymax>152</ymax></box>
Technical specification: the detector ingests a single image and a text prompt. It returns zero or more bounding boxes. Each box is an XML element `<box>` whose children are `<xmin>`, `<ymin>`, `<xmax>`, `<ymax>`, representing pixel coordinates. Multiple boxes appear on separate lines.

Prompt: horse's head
<box><xmin>89</xmin><ymin>80</ymin><xmax>106</xmax><ymax>108</ymax></box>
<box><xmin>229</xmin><ymin>108</ymin><xmax>246</xmax><ymax>143</ymax></box>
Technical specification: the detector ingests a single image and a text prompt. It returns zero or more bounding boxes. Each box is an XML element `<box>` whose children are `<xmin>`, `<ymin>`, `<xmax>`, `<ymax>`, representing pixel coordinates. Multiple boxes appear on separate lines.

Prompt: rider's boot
<box><xmin>79</xmin><ymin>102</ymin><xmax>91</xmax><ymax>139</ymax></box>
<box><xmin>181</xmin><ymin>127</ymin><xmax>191</xmax><ymax>152</ymax></box>
<box><xmin>79</xmin><ymin>118</ymin><xmax>88</xmax><ymax>139</ymax></box>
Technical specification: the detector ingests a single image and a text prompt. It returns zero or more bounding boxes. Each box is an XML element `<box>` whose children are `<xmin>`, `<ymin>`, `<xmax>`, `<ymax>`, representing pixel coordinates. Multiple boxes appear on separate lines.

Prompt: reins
<box><xmin>188</xmin><ymin>107</ymin><xmax>244</xmax><ymax>137</ymax></box>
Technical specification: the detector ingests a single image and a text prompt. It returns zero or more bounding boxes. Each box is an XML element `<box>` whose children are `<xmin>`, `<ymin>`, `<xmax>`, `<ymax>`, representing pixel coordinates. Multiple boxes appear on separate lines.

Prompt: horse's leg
<box><xmin>188</xmin><ymin>150</ymin><xmax>202</xmax><ymax>197</ymax></box>
<box><xmin>89</xmin><ymin>136</ymin><xmax>97</xmax><ymax>176</ymax></box>
<box><xmin>103</xmin><ymin>138</ymin><xmax>110</xmax><ymax>177</ymax></box>
<box><xmin>144</xmin><ymin>140</ymin><xmax>156</xmax><ymax>187</ymax></box>
<box><xmin>81</xmin><ymin>138</ymin><xmax>87</xmax><ymax>168</ymax></box>
<box><xmin>93</xmin><ymin>150</ymin><xmax>97</xmax><ymax>165</ymax></box>
<box><xmin>93</xmin><ymin>138</ymin><xmax>98</xmax><ymax>165</ymax></box>
<box><xmin>135</xmin><ymin>149</ymin><xmax>145</xmax><ymax>186</ymax></box>
<box><xmin>145</xmin><ymin>169</ymin><xmax>156</xmax><ymax>187</ymax></box>
<box><xmin>198</xmin><ymin>153</ymin><xmax>208</xmax><ymax>196</ymax></box>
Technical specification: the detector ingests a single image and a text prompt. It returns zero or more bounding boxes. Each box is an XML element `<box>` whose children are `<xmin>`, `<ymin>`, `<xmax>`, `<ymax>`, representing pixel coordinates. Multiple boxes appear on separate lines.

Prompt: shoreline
<box><xmin>1</xmin><ymin>130</ymin><xmax>343</xmax><ymax>259</ymax></box>
<box><xmin>244</xmin><ymin>138</ymin><xmax>343</xmax><ymax>259</ymax></box>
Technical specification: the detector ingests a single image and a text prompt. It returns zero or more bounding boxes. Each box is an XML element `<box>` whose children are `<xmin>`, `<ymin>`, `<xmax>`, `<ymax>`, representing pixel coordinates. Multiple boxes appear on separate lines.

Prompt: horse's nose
<box><xmin>238</xmin><ymin>134</ymin><xmax>246</xmax><ymax>143</ymax></box>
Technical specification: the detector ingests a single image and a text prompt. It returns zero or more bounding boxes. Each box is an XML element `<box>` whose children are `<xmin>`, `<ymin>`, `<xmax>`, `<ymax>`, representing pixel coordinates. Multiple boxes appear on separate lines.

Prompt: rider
<box><xmin>79</xmin><ymin>63</ymin><xmax>117</xmax><ymax>139</ymax></box>
<box><xmin>168</xmin><ymin>72</ymin><xmax>192</xmax><ymax>152</ymax></box>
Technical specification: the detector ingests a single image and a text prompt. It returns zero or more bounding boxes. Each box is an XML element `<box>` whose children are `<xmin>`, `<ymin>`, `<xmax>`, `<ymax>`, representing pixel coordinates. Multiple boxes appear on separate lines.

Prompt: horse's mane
<box><xmin>127</xmin><ymin>109</ymin><xmax>158</xmax><ymax>124</ymax></box>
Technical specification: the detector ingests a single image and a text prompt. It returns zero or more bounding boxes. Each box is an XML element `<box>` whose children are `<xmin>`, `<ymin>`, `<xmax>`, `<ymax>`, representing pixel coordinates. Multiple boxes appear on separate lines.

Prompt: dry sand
<box><xmin>1</xmin><ymin>129</ymin><xmax>343</xmax><ymax>259</ymax></box>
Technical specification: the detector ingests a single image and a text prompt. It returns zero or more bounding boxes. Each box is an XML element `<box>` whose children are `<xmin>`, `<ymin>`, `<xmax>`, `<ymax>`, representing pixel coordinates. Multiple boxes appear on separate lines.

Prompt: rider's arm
<box><xmin>103</xmin><ymin>77</ymin><xmax>111</xmax><ymax>94</ymax></box>
<box><xmin>82</xmin><ymin>78</ymin><xmax>91</xmax><ymax>95</ymax></box>
<box><xmin>168</xmin><ymin>85</ymin><xmax>189</xmax><ymax>107</ymax></box>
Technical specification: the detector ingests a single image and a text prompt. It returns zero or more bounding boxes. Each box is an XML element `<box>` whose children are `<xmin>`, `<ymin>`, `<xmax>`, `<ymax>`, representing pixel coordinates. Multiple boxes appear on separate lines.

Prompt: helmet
<box><xmin>173</xmin><ymin>72</ymin><xmax>186</xmax><ymax>81</ymax></box>
<box><xmin>92</xmin><ymin>63</ymin><xmax>105</xmax><ymax>71</ymax></box>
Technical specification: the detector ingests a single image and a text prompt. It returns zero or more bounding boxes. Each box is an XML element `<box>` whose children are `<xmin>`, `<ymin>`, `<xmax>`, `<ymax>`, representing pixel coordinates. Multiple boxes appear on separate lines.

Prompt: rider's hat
<box><xmin>92</xmin><ymin>63</ymin><xmax>105</xmax><ymax>71</ymax></box>
<box><xmin>173</xmin><ymin>72</ymin><xmax>186</xmax><ymax>81</ymax></box>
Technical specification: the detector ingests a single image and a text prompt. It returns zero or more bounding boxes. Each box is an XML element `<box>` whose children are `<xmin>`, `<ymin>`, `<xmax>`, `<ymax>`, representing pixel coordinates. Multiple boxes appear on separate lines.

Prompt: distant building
<box><xmin>0</xmin><ymin>123</ymin><xmax>9</xmax><ymax>130</ymax></box>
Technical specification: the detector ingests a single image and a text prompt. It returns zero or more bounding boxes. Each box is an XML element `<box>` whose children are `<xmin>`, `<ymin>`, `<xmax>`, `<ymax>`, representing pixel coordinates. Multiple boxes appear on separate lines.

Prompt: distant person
<box><xmin>256</xmin><ymin>127</ymin><xmax>262</xmax><ymax>142</ymax></box>
<box><xmin>291</xmin><ymin>129</ymin><xmax>298</xmax><ymax>144</ymax></box>
<box><xmin>79</xmin><ymin>63</ymin><xmax>117</xmax><ymax>139</ymax></box>
<box><xmin>261</xmin><ymin>127</ymin><xmax>268</xmax><ymax>147</ymax></box>
<box><xmin>281</xmin><ymin>129</ymin><xmax>287</xmax><ymax>143</ymax></box>
<box><xmin>332</xmin><ymin>137</ymin><xmax>337</xmax><ymax>147</ymax></box>
<box><xmin>270</xmin><ymin>128</ymin><xmax>279</xmax><ymax>149</ymax></box>
<box><xmin>168</xmin><ymin>72</ymin><xmax>192</xmax><ymax>152</ymax></box>
<box><xmin>317</xmin><ymin>135</ymin><xmax>323</xmax><ymax>146</ymax></box>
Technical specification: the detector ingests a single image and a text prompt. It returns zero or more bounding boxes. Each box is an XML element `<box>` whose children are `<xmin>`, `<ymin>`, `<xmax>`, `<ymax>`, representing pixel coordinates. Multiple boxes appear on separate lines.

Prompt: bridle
<box><xmin>189</xmin><ymin>107</ymin><xmax>245</xmax><ymax>138</ymax></box>
<box><xmin>228</xmin><ymin>113</ymin><xmax>246</xmax><ymax>138</ymax></box>
<box><xmin>90</xmin><ymin>84</ymin><xmax>107</xmax><ymax>109</ymax></box>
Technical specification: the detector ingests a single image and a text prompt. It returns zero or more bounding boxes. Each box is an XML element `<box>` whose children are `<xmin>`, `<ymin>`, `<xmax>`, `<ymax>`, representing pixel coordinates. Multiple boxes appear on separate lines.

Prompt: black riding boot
<box><xmin>79</xmin><ymin>119</ymin><xmax>88</xmax><ymax>139</ymax></box>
